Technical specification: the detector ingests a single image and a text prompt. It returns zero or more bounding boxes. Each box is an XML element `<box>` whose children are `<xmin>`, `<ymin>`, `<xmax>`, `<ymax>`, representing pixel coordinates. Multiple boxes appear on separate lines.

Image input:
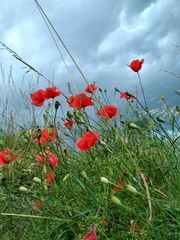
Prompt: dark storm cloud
<box><xmin>0</xmin><ymin>0</ymin><xmax>180</xmax><ymax>113</ymax></box>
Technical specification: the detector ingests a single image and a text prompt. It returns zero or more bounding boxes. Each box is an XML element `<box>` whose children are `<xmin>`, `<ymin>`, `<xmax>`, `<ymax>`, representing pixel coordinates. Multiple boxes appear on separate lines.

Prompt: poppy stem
<box><xmin>137</xmin><ymin>72</ymin><xmax>148</xmax><ymax>110</ymax></box>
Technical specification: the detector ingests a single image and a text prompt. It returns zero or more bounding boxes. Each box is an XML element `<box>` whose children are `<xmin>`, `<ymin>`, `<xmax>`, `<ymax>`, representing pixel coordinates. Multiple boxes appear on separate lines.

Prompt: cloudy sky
<box><xmin>0</xmin><ymin>0</ymin><xmax>180</xmax><ymax>119</ymax></box>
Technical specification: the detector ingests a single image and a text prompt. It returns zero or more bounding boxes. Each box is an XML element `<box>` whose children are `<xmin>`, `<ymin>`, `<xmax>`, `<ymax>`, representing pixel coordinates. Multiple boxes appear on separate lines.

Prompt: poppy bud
<box><xmin>176</xmin><ymin>106</ymin><xmax>180</xmax><ymax>112</ymax></box>
<box><xmin>126</xmin><ymin>92</ymin><xmax>134</xmax><ymax>97</ymax></box>
<box><xmin>114</xmin><ymin>87</ymin><xmax>120</xmax><ymax>92</ymax></box>
<box><xmin>19</xmin><ymin>186</ymin><xmax>29</xmax><ymax>192</ymax></box>
<box><xmin>86</xmin><ymin>127</ymin><xmax>93</xmax><ymax>132</ymax></box>
<box><xmin>55</xmin><ymin>101</ymin><xmax>60</xmax><ymax>110</ymax></box>
<box><xmin>161</xmin><ymin>93</ymin><xmax>165</xmax><ymax>101</ymax></box>
<box><xmin>99</xmin><ymin>140</ymin><xmax>106</xmax><ymax>146</ymax></box>
<box><xmin>104</xmin><ymin>89</ymin><xmax>107</xmax><ymax>93</ymax></box>
<box><xmin>125</xmin><ymin>184</ymin><xmax>137</xmax><ymax>194</ymax></box>
<box><xmin>24</xmin><ymin>138</ymin><xmax>28</xmax><ymax>143</ymax></box>
<box><xmin>99</xmin><ymin>177</ymin><xmax>109</xmax><ymax>184</ymax></box>
<box><xmin>67</xmin><ymin>111</ymin><xmax>73</xmax><ymax>118</ymax></box>
<box><xmin>63</xmin><ymin>173</ymin><xmax>70</xmax><ymax>182</ymax></box>
<box><xmin>157</xmin><ymin>117</ymin><xmax>165</xmax><ymax>123</ymax></box>
<box><xmin>24</xmin><ymin>132</ymin><xmax>30</xmax><ymax>139</ymax></box>
<box><xmin>111</xmin><ymin>196</ymin><xmax>122</xmax><ymax>206</ymax></box>
<box><xmin>128</xmin><ymin>123</ymin><xmax>140</xmax><ymax>129</ymax></box>
<box><xmin>80</xmin><ymin>171</ymin><xmax>88</xmax><ymax>180</ymax></box>
<box><xmin>74</xmin><ymin>111</ymin><xmax>81</xmax><ymax>120</ymax></box>
<box><xmin>33</xmin><ymin>177</ymin><xmax>42</xmax><ymax>183</ymax></box>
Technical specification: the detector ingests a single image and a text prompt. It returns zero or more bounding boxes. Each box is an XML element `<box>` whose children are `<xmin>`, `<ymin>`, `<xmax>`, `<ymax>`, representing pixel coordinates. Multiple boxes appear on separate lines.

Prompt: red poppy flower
<box><xmin>31</xmin><ymin>89</ymin><xmax>47</xmax><ymax>107</ymax></box>
<box><xmin>76</xmin><ymin>131</ymin><xmax>100</xmax><ymax>151</ymax></box>
<box><xmin>46</xmin><ymin>172</ymin><xmax>56</xmax><ymax>186</ymax></box>
<box><xmin>32</xmin><ymin>201</ymin><xmax>43</xmax><ymax>209</ymax></box>
<box><xmin>83</xmin><ymin>225</ymin><xmax>97</xmax><ymax>240</ymax></box>
<box><xmin>64</xmin><ymin>121</ymin><xmax>74</xmax><ymax>129</ymax></box>
<box><xmin>68</xmin><ymin>93</ymin><xmax>94</xmax><ymax>110</ymax></box>
<box><xmin>35</xmin><ymin>151</ymin><xmax>60</xmax><ymax>168</ymax></box>
<box><xmin>97</xmin><ymin>105</ymin><xmax>118</xmax><ymax>121</ymax></box>
<box><xmin>45</xmin><ymin>86</ymin><xmax>62</xmax><ymax>99</ymax></box>
<box><xmin>0</xmin><ymin>150</ymin><xmax>18</xmax><ymax>165</ymax></box>
<box><xmin>120</xmin><ymin>92</ymin><xmax>136</xmax><ymax>101</ymax></box>
<box><xmin>127</xmin><ymin>59</ymin><xmax>144</xmax><ymax>72</ymax></box>
<box><xmin>85</xmin><ymin>84</ymin><xmax>99</xmax><ymax>93</ymax></box>
<box><xmin>35</xmin><ymin>127</ymin><xmax>57</xmax><ymax>144</ymax></box>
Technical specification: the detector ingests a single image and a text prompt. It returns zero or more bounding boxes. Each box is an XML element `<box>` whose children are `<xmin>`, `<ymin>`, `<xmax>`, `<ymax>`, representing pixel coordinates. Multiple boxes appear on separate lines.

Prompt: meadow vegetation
<box><xmin>0</xmin><ymin>4</ymin><xmax>179</xmax><ymax>240</ymax></box>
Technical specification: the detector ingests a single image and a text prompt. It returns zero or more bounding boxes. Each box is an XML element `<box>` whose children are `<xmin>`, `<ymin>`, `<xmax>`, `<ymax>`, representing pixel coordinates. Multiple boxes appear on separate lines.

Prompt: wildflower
<box><xmin>46</xmin><ymin>172</ymin><xmax>56</xmax><ymax>186</ymax></box>
<box><xmin>120</xmin><ymin>92</ymin><xmax>136</xmax><ymax>102</ymax></box>
<box><xmin>68</xmin><ymin>93</ymin><xmax>94</xmax><ymax>110</ymax></box>
<box><xmin>64</xmin><ymin>121</ymin><xmax>74</xmax><ymax>129</ymax></box>
<box><xmin>0</xmin><ymin>150</ymin><xmax>18</xmax><ymax>165</ymax></box>
<box><xmin>76</xmin><ymin>131</ymin><xmax>100</xmax><ymax>151</ymax></box>
<box><xmin>35</xmin><ymin>151</ymin><xmax>60</xmax><ymax>168</ymax></box>
<box><xmin>36</xmin><ymin>127</ymin><xmax>57</xmax><ymax>144</ymax></box>
<box><xmin>85</xmin><ymin>84</ymin><xmax>99</xmax><ymax>93</ymax></box>
<box><xmin>31</xmin><ymin>89</ymin><xmax>47</xmax><ymax>107</ymax></box>
<box><xmin>32</xmin><ymin>201</ymin><xmax>43</xmax><ymax>209</ymax></box>
<box><xmin>45</xmin><ymin>86</ymin><xmax>61</xmax><ymax>99</ymax></box>
<box><xmin>127</xmin><ymin>59</ymin><xmax>144</xmax><ymax>72</ymax></box>
<box><xmin>97</xmin><ymin>105</ymin><xmax>118</xmax><ymax>121</ymax></box>
<box><xmin>83</xmin><ymin>225</ymin><xmax>97</xmax><ymax>240</ymax></box>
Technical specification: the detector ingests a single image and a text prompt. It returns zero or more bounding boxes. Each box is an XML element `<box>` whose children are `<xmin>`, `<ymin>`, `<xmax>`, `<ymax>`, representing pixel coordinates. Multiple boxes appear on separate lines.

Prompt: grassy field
<box><xmin>0</xmin><ymin>5</ymin><xmax>180</xmax><ymax>240</ymax></box>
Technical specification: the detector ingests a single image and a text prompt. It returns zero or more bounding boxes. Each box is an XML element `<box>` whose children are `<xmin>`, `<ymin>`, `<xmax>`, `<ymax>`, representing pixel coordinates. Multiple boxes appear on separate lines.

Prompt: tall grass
<box><xmin>0</xmin><ymin>2</ymin><xmax>179</xmax><ymax>240</ymax></box>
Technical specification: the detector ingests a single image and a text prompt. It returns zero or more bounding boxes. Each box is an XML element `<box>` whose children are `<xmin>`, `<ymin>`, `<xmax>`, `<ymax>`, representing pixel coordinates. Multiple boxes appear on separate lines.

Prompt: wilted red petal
<box><xmin>127</xmin><ymin>59</ymin><xmax>144</xmax><ymax>72</ymax></box>
<box><xmin>32</xmin><ymin>201</ymin><xmax>43</xmax><ymax>209</ymax></box>
<box><xmin>83</xmin><ymin>225</ymin><xmax>97</xmax><ymax>240</ymax></box>
<box><xmin>128</xmin><ymin>225</ymin><xmax>141</xmax><ymax>230</ymax></box>
<box><xmin>112</xmin><ymin>177</ymin><xmax>123</xmax><ymax>194</ymax></box>
<box><xmin>46</xmin><ymin>172</ymin><xmax>56</xmax><ymax>186</ymax></box>
<box><xmin>85</xmin><ymin>84</ymin><xmax>99</xmax><ymax>93</ymax></box>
